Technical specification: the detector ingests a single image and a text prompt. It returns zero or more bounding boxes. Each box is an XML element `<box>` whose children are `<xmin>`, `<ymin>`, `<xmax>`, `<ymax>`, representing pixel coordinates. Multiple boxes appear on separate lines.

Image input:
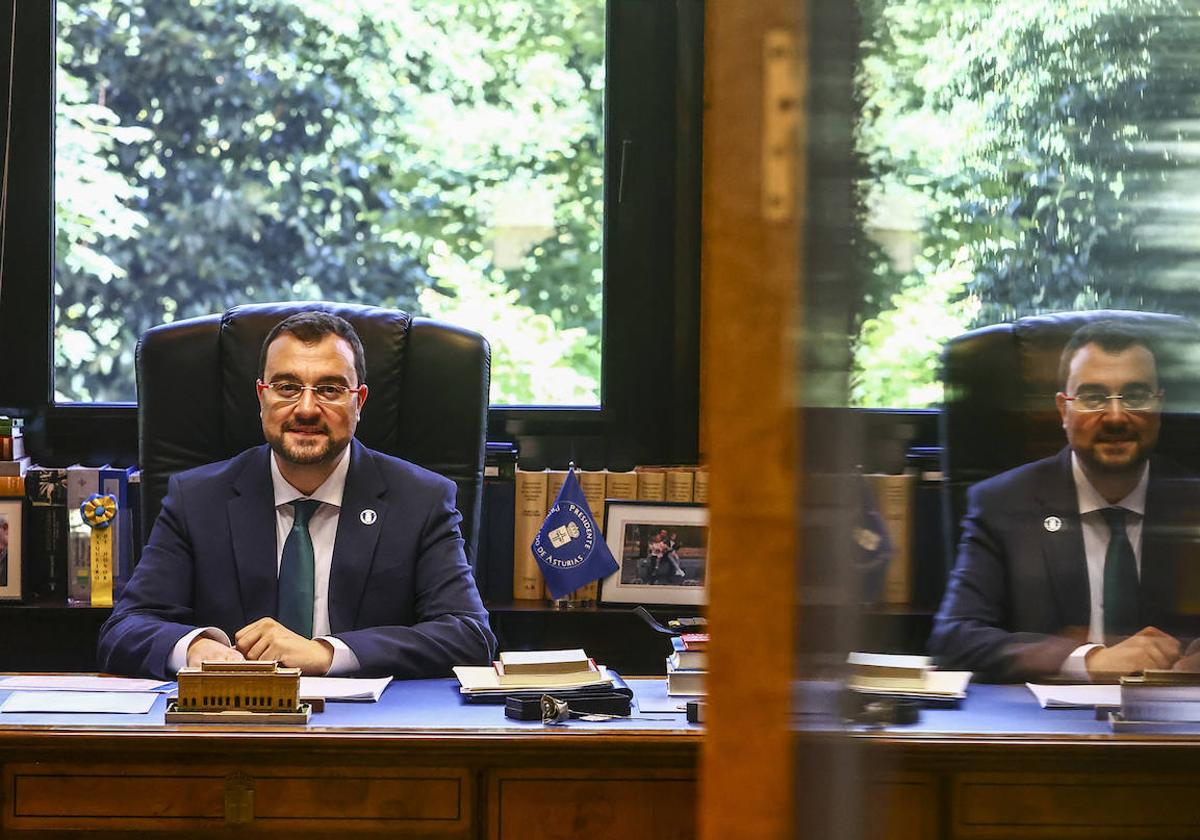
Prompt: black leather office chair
<box><xmin>136</xmin><ymin>302</ymin><xmax>490</xmax><ymax>564</ymax></box>
<box><xmin>940</xmin><ymin>309</ymin><xmax>1200</xmax><ymax>565</ymax></box>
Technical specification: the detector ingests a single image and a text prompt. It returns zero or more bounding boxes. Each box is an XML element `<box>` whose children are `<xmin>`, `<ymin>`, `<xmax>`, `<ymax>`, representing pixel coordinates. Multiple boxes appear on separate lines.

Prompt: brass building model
<box><xmin>167</xmin><ymin>660</ymin><xmax>310</xmax><ymax>723</ymax></box>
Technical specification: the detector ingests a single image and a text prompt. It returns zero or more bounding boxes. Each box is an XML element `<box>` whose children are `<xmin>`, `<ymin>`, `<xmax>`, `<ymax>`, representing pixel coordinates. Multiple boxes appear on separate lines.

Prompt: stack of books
<box><xmin>453</xmin><ymin>648</ymin><xmax>614</xmax><ymax>699</ymax></box>
<box><xmin>846</xmin><ymin>652</ymin><xmax>971</xmax><ymax>702</ymax></box>
<box><xmin>666</xmin><ymin>632</ymin><xmax>707</xmax><ymax>696</ymax></box>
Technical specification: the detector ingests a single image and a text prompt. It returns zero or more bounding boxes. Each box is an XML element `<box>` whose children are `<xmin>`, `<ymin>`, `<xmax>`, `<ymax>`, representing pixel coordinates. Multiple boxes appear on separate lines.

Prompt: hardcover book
<box><xmin>25</xmin><ymin>467</ymin><xmax>68</xmax><ymax>601</ymax></box>
<box><xmin>512</xmin><ymin>468</ymin><xmax>548</xmax><ymax>600</ymax></box>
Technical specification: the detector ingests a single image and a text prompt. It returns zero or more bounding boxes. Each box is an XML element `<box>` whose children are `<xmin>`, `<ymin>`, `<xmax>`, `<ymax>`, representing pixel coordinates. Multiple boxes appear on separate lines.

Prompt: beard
<box><xmin>1080</xmin><ymin>433</ymin><xmax>1151</xmax><ymax>474</ymax></box>
<box><xmin>268</xmin><ymin>420</ymin><xmax>346</xmax><ymax>466</ymax></box>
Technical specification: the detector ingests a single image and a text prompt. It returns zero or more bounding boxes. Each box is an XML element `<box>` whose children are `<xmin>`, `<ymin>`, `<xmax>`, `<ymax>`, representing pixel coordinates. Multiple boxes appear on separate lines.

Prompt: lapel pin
<box><xmin>1043</xmin><ymin>515</ymin><xmax>1062</xmax><ymax>533</ymax></box>
<box><xmin>360</xmin><ymin>509</ymin><xmax>377</xmax><ymax>525</ymax></box>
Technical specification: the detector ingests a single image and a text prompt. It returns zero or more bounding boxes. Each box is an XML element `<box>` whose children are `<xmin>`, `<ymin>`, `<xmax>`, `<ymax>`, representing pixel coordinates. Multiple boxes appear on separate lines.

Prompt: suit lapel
<box><xmin>1140</xmin><ymin>459</ymin><xmax>1178</xmax><ymax>629</ymax></box>
<box><xmin>1041</xmin><ymin>448</ymin><xmax>1091</xmax><ymax>630</ymax></box>
<box><xmin>328</xmin><ymin>440</ymin><xmax>387</xmax><ymax>633</ymax></box>
<box><xmin>229</xmin><ymin>445</ymin><xmax>280</xmax><ymax>623</ymax></box>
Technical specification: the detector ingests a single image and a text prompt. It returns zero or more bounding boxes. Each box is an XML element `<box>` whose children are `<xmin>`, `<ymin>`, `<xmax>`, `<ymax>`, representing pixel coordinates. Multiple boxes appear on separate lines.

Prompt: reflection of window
<box><xmin>853</xmin><ymin>0</ymin><xmax>1200</xmax><ymax>408</ymax></box>
<box><xmin>54</xmin><ymin>0</ymin><xmax>605</xmax><ymax>407</ymax></box>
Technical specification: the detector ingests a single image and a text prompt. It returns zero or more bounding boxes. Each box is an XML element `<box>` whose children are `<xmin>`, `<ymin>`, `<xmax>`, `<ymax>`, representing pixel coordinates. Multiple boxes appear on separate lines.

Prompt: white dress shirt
<box><xmin>168</xmin><ymin>446</ymin><xmax>361</xmax><ymax>675</ymax></box>
<box><xmin>1059</xmin><ymin>452</ymin><xmax>1148</xmax><ymax>680</ymax></box>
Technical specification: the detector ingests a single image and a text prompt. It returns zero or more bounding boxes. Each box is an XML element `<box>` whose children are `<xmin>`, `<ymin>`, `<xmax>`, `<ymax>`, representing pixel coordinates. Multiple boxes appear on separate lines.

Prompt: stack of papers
<box><xmin>0</xmin><ymin>691</ymin><xmax>159</xmax><ymax>714</ymax></box>
<box><xmin>298</xmin><ymin>676</ymin><xmax>392</xmax><ymax>702</ymax></box>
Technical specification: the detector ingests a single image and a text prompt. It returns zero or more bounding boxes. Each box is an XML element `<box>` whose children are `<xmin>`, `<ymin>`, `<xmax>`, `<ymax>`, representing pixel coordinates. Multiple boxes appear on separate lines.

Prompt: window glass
<box><xmin>853</xmin><ymin>0</ymin><xmax>1199</xmax><ymax>407</ymax></box>
<box><xmin>55</xmin><ymin>0</ymin><xmax>604</xmax><ymax>406</ymax></box>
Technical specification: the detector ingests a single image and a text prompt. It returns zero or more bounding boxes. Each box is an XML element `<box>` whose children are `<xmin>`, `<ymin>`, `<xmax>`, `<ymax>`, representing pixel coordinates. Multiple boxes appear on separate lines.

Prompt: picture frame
<box><xmin>599</xmin><ymin>501</ymin><xmax>708</xmax><ymax>606</ymax></box>
<box><xmin>0</xmin><ymin>497</ymin><xmax>22</xmax><ymax>601</ymax></box>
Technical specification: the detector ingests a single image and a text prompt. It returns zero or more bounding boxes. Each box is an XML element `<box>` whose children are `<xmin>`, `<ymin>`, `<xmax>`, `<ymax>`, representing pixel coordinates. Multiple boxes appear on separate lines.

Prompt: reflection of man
<box><xmin>931</xmin><ymin>321</ymin><xmax>1199</xmax><ymax>682</ymax></box>
<box><xmin>0</xmin><ymin>516</ymin><xmax>8</xmax><ymax>587</ymax></box>
<box><xmin>98</xmin><ymin>312</ymin><xmax>495</xmax><ymax>679</ymax></box>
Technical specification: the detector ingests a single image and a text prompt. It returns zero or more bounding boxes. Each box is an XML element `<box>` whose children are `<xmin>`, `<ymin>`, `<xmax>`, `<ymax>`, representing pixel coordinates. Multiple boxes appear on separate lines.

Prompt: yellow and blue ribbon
<box><xmin>80</xmin><ymin>493</ymin><xmax>117</xmax><ymax>607</ymax></box>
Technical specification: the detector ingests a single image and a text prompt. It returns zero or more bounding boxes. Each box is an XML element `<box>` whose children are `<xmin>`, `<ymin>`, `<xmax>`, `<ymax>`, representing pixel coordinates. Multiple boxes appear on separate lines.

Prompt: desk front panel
<box><xmin>0</xmin><ymin>678</ymin><xmax>700</xmax><ymax>838</ymax></box>
<box><xmin>802</xmin><ymin>684</ymin><xmax>1200</xmax><ymax>840</ymax></box>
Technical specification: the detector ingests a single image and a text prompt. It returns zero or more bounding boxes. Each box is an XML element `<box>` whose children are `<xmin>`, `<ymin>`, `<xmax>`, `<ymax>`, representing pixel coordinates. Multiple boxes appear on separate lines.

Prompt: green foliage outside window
<box><xmin>55</xmin><ymin>0</ymin><xmax>603</xmax><ymax>405</ymax></box>
<box><xmin>853</xmin><ymin>0</ymin><xmax>1200</xmax><ymax>407</ymax></box>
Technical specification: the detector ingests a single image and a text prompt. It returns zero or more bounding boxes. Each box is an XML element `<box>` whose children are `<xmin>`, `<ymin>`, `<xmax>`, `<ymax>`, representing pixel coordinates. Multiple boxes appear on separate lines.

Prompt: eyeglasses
<box><xmin>1061</xmin><ymin>388</ymin><xmax>1162</xmax><ymax>413</ymax></box>
<box><xmin>257</xmin><ymin>380</ymin><xmax>364</xmax><ymax>405</ymax></box>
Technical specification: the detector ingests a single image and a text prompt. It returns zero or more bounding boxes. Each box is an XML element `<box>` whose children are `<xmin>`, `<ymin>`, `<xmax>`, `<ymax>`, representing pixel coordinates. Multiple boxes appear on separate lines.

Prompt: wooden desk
<box><xmin>0</xmin><ymin>678</ymin><xmax>700</xmax><ymax>838</ymax></box>
<box><xmin>799</xmin><ymin>683</ymin><xmax>1200</xmax><ymax>840</ymax></box>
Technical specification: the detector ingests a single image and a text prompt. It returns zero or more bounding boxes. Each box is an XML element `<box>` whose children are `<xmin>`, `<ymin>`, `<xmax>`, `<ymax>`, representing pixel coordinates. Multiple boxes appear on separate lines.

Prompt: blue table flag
<box><xmin>532</xmin><ymin>468</ymin><xmax>618</xmax><ymax>599</ymax></box>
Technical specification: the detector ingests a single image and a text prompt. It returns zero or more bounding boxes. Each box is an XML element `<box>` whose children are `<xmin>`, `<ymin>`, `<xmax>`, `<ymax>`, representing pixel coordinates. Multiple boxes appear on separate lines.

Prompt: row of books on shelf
<box><xmin>506</xmin><ymin>463</ymin><xmax>708</xmax><ymax>604</ymax></box>
<box><xmin>0</xmin><ymin>450</ymin><xmax>140</xmax><ymax>605</ymax></box>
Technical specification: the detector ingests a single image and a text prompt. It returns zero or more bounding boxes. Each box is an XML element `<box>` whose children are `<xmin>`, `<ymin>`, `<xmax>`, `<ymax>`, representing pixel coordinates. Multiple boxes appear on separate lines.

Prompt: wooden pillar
<box><xmin>699</xmin><ymin>0</ymin><xmax>804</xmax><ymax>838</ymax></box>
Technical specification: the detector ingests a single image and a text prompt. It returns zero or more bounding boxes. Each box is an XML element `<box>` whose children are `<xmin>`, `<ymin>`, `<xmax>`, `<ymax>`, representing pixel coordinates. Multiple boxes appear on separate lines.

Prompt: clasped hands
<box><xmin>1085</xmin><ymin>626</ymin><xmax>1200</xmax><ymax>678</ymax></box>
<box><xmin>186</xmin><ymin>618</ymin><xmax>334</xmax><ymax>675</ymax></box>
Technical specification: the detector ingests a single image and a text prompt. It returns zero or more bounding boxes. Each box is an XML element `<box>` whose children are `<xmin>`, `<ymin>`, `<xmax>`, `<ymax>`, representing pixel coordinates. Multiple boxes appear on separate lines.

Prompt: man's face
<box><xmin>258</xmin><ymin>333</ymin><xmax>367</xmax><ymax>467</ymax></box>
<box><xmin>0</xmin><ymin>519</ymin><xmax>8</xmax><ymax>552</ymax></box>
<box><xmin>1055</xmin><ymin>342</ymin><xmax>1161</xmax><ymax>476</ymax></box>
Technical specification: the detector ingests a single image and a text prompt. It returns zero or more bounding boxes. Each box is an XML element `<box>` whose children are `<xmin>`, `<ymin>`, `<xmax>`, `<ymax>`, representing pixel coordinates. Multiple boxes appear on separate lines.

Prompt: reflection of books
<box><xmin>847</xmin><ymin>652</ymin><xmax>933</xmax><ymax>690</ymax></box>
<box><xmin>498</xmin><ymin>648</ymin><xmax>591</xmax><ymax>675</ymax></box>
<box><xmin>865</xmin><ymin>474</ymin><xmax>915</xmax><ymax>605</ymax></box>
<box><xmin>1120</xmin><ymin>671</ymin><xmax>1200</xmax><ymax>722</ymax></box>
<box><xmin>847</xmin><ymin>651</ymin><xmax>970</xmax><ymax>699</ymax></box>
<box><xmin>848</xmin><ymin>670</ymin><xmax>970</xmax><ymax>700</ymax></box>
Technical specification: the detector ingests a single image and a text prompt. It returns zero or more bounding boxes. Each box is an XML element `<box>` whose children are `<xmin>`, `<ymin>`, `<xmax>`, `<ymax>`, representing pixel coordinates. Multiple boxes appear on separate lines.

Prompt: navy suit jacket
<box><xmin>930</xmin><ymin>447</ymin><xmax>1200</xmax><ymax>683</ymax></box>
<box><xmin>97</xmin><ymin>440</ymin><xmax>495</xmax><ymax>679</ymax></box>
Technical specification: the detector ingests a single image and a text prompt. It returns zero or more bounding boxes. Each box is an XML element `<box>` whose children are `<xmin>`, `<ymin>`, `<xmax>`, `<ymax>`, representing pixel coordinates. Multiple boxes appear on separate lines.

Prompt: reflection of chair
<box><xmin>940</xmin><ymin>309</ymin><xmax>1200</xmax><ymax>564</ymax></box>
<box><xmin>136</xmin><ymin>302</ymin><xmax>490</xmax><ymax>563</ymax></box>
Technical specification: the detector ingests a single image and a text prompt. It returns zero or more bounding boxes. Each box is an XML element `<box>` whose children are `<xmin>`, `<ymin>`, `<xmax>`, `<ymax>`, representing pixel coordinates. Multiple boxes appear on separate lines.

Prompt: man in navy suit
<box><xmin>98</xmin><ymin>311</ymin><xmax>495</xmax><ymax>679</ymax></box>
<box><xmin>931</xmin><ymin>320</ymin><xmax>1200</xmax><ymax>682</ymax></box>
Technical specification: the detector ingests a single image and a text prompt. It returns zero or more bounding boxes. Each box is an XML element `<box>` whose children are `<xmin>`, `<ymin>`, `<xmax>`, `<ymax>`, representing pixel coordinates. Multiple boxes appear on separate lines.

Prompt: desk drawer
<box><xmin>955</xmin><ymin>771</ymin><xmax>1200</xmax><ymax>839</ymax></box>
<box><xmin>4</xmin><ymin>763</ymin><xmax>471</xmax><ymax>834</ymax></box>
<box><xmin>488</xmin><ymin>768</ymin><xmax>696</xmax><ymax>840</ymax></box>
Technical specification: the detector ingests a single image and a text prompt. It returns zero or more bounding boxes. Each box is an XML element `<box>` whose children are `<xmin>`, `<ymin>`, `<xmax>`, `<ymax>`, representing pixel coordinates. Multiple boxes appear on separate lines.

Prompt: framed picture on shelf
<box><xmin>599</xmin><ymin>501</ymin><xmax>709</xmax><ymax>606</ymax></box>
<box><xmin>0</xmin><ymin>497</ymin><xmax>22</xmax><ymax>601</ymax></box>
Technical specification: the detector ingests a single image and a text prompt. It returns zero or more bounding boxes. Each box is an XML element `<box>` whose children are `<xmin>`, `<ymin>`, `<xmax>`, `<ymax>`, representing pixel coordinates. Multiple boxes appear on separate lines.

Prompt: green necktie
<box><xmin>1100</xmin><ymin>506</ymin><xmax>1139</xmax><ymax>639</ymax></box>
<box><xmin>278</xmin><ymin>499</ymin><xmax>321</xmax><ymax>638</ymax></box>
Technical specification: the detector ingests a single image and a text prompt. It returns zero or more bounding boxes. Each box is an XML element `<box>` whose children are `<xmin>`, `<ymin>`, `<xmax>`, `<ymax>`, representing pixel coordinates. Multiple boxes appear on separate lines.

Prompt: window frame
<box><xmin>0</xmin><ymin>0</ymin><xmax>702</xmax><ymax>470</ymax></box>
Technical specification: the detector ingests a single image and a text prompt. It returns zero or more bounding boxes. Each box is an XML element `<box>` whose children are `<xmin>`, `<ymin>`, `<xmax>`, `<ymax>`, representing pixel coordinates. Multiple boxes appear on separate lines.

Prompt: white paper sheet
<box><xmin>0</xmin><ymin>675</ymin><xmax>173</xmax><ymax>693</ymax></box>
<box><xmin>299</xmin><ymin>676</ymin><xmax>392</xmax><ymax>702</ymax></box>
<box><xmin>0</xmin><ymin>690</ymin><xmax>159</xmax><ymax>714</ymax></box>
<box><xmin>1026</xmin><ymin>683</ymin><xmax>1120</xmax><ymax>708</ymax></box>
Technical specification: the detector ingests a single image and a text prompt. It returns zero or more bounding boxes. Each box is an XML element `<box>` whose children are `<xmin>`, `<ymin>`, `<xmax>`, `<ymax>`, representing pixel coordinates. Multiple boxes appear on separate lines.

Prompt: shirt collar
<box><xmin>1070</xmin><ymin>451</ymin><xmax>1149</xmax><ymax>516</ymax></box>
<box><xmin>270</xmin><ymin>444</ymin><xmax>352</xmax><ymax>509</ymax></box>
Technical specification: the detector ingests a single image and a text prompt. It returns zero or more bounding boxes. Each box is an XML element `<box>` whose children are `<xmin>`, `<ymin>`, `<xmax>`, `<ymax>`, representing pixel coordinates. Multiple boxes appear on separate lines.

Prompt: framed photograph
<box><xmin>0</xmin><ymin>497</ymin><xmax>22</xmax><ymax>601</ymax></box>
<box><xmin>599</xmin><ymin>501</ymin><xmax>708</xmax><ymax>606</ymax></box>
